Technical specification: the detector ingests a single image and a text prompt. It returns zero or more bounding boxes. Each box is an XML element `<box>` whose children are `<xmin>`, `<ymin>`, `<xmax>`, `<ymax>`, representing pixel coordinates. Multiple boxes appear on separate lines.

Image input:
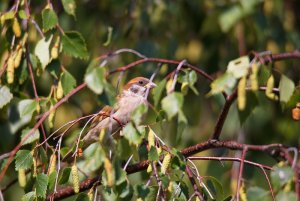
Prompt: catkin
<box><xmin>166</xmin><ymin>79</ymin><xmax>173</xmax><ymax>94</ymax></box>
<box><xmin>14</xmin><ymin>47</ymin><xmax>22</xmax><ymax>68</ymax></box>
<box><xmin>6</xmin><ymin>55</ymin><xmax>15</xmax><ymax>84</ymax></box>
<box><xmin>71</xmin><ymin>165</ymin><xmax>80</xmax><ymax>193</ymax></box>
<box><xmin>181</xmin><ymin>82</ymin><xmax>189</xmax><ymax>95</ymax></box>
<box><xmin>33</xmin><ymin>158</ymin><xmax>37</xmax><ymax>177</ymax></box>
<box><xmin>146</xmin><ymin>164</ymin><xmax>152</xmax><ymax>173</ymax></box>
<box><xmin>148</xmin><ymin>128</ymin><xmax>155</xmax><ymax>147</ymax></box>
<box><xmin>51</xmin><ymin>36</ymin><xmax>60</xmax><ymax>59</ymax></box>
<box><xmin>250</xmin><ymin>63</ymin><xmax>259</xmax><ymax>91</ymax></box>
<box><xmin>48</xmin><ymin>104</ymin><xmax>55</xmax><ymax>128</ymax></box>
<box><xmin>237</xmin><ymin>76</ymin><xmax>246</xmax><ymax>110</ymax></box>
<box><xmin>265</xmin><ymin>75</ymin><xmax>278</xmax><ymax>100</ymax></box>
<box><xmin>49</xmin><ymin>153</ymin><xmax>57</xmax><ymax>174</ymax></box>
<box><xmin>87</xmin><ymin>188</ymin><xmax>94</xmax><ymax>201</ymax></box>
<box><xmin>104</xmin><ymin>158</ymin><xmax>114</xmax><ymax>187</ymax></box>
<box><xmin>18</xmin><ymin>168</ymin><xmax>26</xmax><ymax>187</ymax></box>
<box><xmin>56</xmin><ymin>81</ymin><xmax>64</xmax><ymax>100</ymax></box>
<box><xmin>12</xmin><ymin>18</ymin><xmax>21</xmax><ymax>37</ymax></box>
<box><xmin>161</xmin><ymin>153</ymin><xmax>171</xmax><ymax>174</ymax></box>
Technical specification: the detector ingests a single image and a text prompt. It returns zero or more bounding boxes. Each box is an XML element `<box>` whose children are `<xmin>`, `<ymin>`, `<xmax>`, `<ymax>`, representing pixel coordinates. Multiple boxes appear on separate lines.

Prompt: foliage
<box><xmin>0</xmin><ymin>1</ymin><xmax>300</xmax><ymax>201</ymax></box>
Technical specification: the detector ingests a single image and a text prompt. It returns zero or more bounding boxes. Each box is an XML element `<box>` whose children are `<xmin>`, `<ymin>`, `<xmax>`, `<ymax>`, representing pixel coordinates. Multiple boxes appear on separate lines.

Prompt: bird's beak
<box><xmin>145</xmin><ymin>82</ymin><xmax>157</xmax><ymax>89</ymax></box>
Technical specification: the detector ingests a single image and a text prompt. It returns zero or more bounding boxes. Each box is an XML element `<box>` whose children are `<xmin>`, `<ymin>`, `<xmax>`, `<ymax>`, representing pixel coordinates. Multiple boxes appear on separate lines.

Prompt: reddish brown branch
<box><xmin>186</xmin><ymin>165</ymin><xmax>204</xmax><ymax>201</ymax></box>
<box><xmin>47</xmin><ymin>140</ymin><xmax>287</xmax><ymax>200</ymax></box>
<box><xmin>0</xmin><ymin>83</ymin><xmax>87</xmax><ymax>181</ymax></box>
<box><xmin>46</xmin><ymin>177</ymin><xmax>101</xmax><ymax>201</ymax></box>
<box><xmin>109</xmin><ymin>58</ymin><xmax>214</xmax><ymax>82</ymax></box>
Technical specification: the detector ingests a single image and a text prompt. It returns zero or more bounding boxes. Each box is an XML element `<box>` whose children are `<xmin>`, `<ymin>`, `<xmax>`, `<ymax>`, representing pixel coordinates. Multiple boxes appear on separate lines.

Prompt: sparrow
<box><xmin>63</xmin><ymin>77</ymin><xmax>156</xmax><ymax>161</ymax></box>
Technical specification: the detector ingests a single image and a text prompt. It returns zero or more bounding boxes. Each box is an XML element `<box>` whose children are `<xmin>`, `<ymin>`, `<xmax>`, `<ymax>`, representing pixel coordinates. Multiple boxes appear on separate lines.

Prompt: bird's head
<box><xmin>122</xmin><ymin>77</ymin><xmax>157</xmax><ymax>97</ymax></box>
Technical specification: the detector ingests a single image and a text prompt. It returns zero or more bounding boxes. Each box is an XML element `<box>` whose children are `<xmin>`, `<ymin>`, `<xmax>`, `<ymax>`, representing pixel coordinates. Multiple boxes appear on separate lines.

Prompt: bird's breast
<box><xmin>115</xmin><ymin>95</ymin><xmax>147</xmax><ymax>123</ymax></box>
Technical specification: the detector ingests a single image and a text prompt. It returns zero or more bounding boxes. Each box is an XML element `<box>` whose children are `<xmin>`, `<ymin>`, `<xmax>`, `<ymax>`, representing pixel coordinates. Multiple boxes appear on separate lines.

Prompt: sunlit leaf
<box><xmin>0</xmin><ymin>85</ymin><xmax>13</xmax><ymax>109</ymax></box>
<box><xmin>271</xmin><ymin>165</ymin><xmax>294</xmax><ymax>191</ymax></box>
<box><xmin>161</xmin><ymin>92</ymin><xmax>184</xmax><ymax>120</ymax></box>
<box><xmin>42</xmin><ymin>8</ymin><xmax>58</xmax><ymax>32</ymax></box>
<box><xmin>21</xmin><ymin>127</ymin><xmax>40</xmax><ymax>145</ymax></box>
<box><xmin>153</xmin><ymin>79</ymin><xmax>166</xmax><ymax>107</ymax></box>
<box><xmin>60</xmin><ymin>70</ymin><xmax>76</xmax><ymax>95</ymax></box>
<box><xmin>15</xmin><ymin>150</ymin><xmax>33</xmax><ymax>170</ymax></box>
<box><xmin>208</xmin><ymin>72</ymin><xmax>236</xmax><ymax>95</ymax></box>
<box><xmin>34</xmin><ymin>35</ymin><xmax>53</xmax><ymax>69</ymax></box>
<box><xmin>84</xmin><ymin>67</ymin><xmax>106</xmax><ymax>94</ymax></box>
<box><xmin>62</xmin><ymin>0</ymin><xmax>76</xmax><ymax>16</ymax></box>
<box><xmin>123</xmin><ymin>122</ymin><xmax>143</xmax><ymax>146</ymax></box>
<box><xmin>62</xmin><ymin>31</ymin><xmax>89</xmax><ymax>59</ymax></box>
<box><xmin>18</xmin><ymin>99</ymin><xmax>37</xmax><ymax>118</ymax></box>
<box><xmin>219</xmin><ymin>5</ymin><xmax>243</xmax><ymax>32</ymax></box>
<box><xmin>22</xmin><ymin>191</ymin><xmax>36</xmax><ymax>201</ymax></box>
<box><xmin>227</xmin><ymin>56</ymin><xmax>250</xmax><ymax>78</ymax></box>
<box><xmin>279</xmin><ymin>75</ymin><xmax>295</xmax><ymax>103</ymax></box>
<box><xmin>35</xmin><ymin>173</ymin><xmax>48</xmax><ymax>198</ymax></box>
<box><xmin>131</xmin><ymin>104</ymin><xmax>148</xmax><ymax>125</ymax></box>
<box><xmin>246</xmin><ymin>187</ymin><xmax>271</xmax><ymax>201</ymax></box>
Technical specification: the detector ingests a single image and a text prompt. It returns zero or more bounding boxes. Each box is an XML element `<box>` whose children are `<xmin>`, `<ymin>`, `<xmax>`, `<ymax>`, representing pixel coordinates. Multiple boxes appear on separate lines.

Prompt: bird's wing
<box><xmin>89</xmin><ymin>105</ymin><xmax>114</xmax><ymax>129</ymax></box>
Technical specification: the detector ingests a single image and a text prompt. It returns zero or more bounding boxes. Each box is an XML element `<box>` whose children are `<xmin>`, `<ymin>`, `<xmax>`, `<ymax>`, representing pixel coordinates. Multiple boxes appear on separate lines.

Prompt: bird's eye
<box><xmin>138</xmin><ymin>80</ymin><xmax>144</xmax><ymax>85</ymax></box>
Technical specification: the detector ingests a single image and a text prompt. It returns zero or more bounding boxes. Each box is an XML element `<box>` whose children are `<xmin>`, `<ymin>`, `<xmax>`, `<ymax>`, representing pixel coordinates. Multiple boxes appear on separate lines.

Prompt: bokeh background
<box><xmin>1</xmin><ymin>0</ymin><xmax>300</xmax><ymax>200</ymax></box>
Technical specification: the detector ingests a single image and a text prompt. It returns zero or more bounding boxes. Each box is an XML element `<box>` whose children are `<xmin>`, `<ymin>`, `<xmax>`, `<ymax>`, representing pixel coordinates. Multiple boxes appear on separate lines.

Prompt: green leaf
<box><xmin>18</xmin><ymin>10</ymin><xmax>29</xmax><ymax>20</ymax></box>
<box><xmin>0</xmin><ymin>85</ymin><xmax>13</xmax><ymax>109</ymax></box>
<box><xmin>206</xmin><ymin>176</ymin><xmax>224</xmax><ymax>200</ymax></box>
<box><xmin>279</xmin><ymin>75</ymin><xmax>295</xmax><ymax>103</ymax></box>
<box><xmin>18</xmin><ymin>99</ymin><xmax>37</xmax><ymax>118</ymax></box>
<box><xmin>153</xmin><ymin>79</ymin><xmax>166</xmax><ymax>107</ymax></box>
<box><xmin>161</xmin><ymin>92</ymin><xmax>184</xmax><ymax>120</ymax></box>
<box><xmin>75</xmin><ymin>193</ymin><xmax>89</xmax><ymax>201</ymax></box>
<box><xmin>227</xmin><ymin>56</ymin><xmax>250</xmax><ymax>78</ymax></box>
<box><xmin>238</xmin><ymin>91</ymin><xmax>258</xmax><ymax>124</ymax></box>
<box><xmin>47</xmin><ymin>59</ymin><xmax>60</xmax><ymax>79</ymax></box>
<box><xmin>246</xmin><ymin>187</ymin><xmax>271</xmax><ymax>201</ymax></box>
<box><xmin>77</xmin><ymin>144</ymin><xmax>105</xmax><ymax>173</ymax></box>
<box><xmin>60</xmin><ymin>70</ymin><xmax>77</xmax><ymax>95</ymax></box>
<box><xmin>59</xmin><ymin>167</ymin><xmax>71</xmax><ymax>184</ymax></box>
<box><xmin>103</xmin><ymin>26</ymin><xmax>113</xmax><ymax>46</ymax></box>
<box><xmin>276</xmin><ymin>192</ymin><xmax>297</xmax><ymax>201</ymax></box>
<box><xmin>123</xmin><ymin>122</ymin><xmax>143</xmax><ymax>146</ymax></box>
<box><xmin>84</xmin><ymin>67</ymin><xmax>106</xmax><ymax>94</ymax></box>
<box><xmin>15</xmin><ymin>150</ymin><xmax>33</xmax><ymax>170</ymax></box>
<box><xmin>34</xmin><ymin>35</ymin><xmax>53</xmax><ymax>69</ymax></box>
<box><xmin>134</xmin><ymin>184</ymin><xmax>150</xmax><ymax>200</ymax></box>
<box><xmin>2</xmin><ymin>11</ymin><xmax>15</xmax><ymax>20</ymax></box>
<box><xmin>148</xmin><ymin>146</ymin><xmax>159</xmax><ymax>161</ymax></box>
<box><xmin>21</xmin><ymin>127</ymin><xmax>40</xmax><ymax>145</ymax></box>
<box><xmin>35</xmin><ymin>173</ymin><xmax>48</xmax><ymax>198</ymax></box>
<box><xmin>42</xmin><ymin>8</ymin><xmax>58</xmax><ymax>32</ymax></box>
<box><xmin>131</xmin><ymin>104</ymin><xmax>148</xmax><ymax>125</ymax></box>
<box><xmin>271</xmin><ymin>165</ymin><xmax>294</xmax><ymax>191</ymax></box>
<box><xmin>208</xmin><ymin>72</ymin><xmax>236</xmax><ymax>95</ymax></box>
<box><xmin>62</xmin><ymin>31</ymin><xmax>89</xmax><ymax>59</ymax></box>
<box><xmin>48</xmin><ymin>171</ymin><xmax>57</xmax><ymax>191</ymax></box>
<box><xmin>22</xmin><ymin>191</ymin><xmax>36</xmax><ymax>201</ymax></box>
<box><xmin>62</xmin><ymin>0</ymin><xmax>76</xmax><ymax>16</ymax></box>
<box><xmin>219</xmin><ymin>5</ymin><xmax>243</xmax><ymax>32</ymax></box>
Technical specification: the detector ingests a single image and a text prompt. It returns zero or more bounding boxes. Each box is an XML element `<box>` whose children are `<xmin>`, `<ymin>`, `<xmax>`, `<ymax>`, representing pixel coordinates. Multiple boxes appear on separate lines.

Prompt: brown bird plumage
<box><xmin>63</xmin><ymin>77</ymin><xmax>156</xmax><ymax>161</ymax></box>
